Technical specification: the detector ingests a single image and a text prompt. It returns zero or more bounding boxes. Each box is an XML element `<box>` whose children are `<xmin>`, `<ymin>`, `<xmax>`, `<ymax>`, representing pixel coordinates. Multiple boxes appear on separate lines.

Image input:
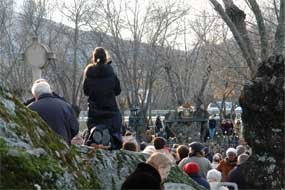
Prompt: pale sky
<box><xmin>15</xmin><ymin>0</ymin><xmax>214</xmax><ymax>19</ymax></box>
<box><xmin>14</xmin><ymin>0</ymin><xmax>255</xmax><ymax>48</ymax></box>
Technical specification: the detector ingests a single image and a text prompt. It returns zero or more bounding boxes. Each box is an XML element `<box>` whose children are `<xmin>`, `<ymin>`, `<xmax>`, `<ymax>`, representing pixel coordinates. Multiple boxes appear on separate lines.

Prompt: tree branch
<box><xmin>274</xmin><ymin>0</ymin><xmax>285</xmax><ymax>55</ymax></box>
<box><xmin>209</xmin><ymin>0</ymin><xmax>257</xmax><ymax>75</ymax></box>
<box><xmin>247</xmin><ymin>0</ymin><xmax>268</xmax><ymax>61</ymax></box>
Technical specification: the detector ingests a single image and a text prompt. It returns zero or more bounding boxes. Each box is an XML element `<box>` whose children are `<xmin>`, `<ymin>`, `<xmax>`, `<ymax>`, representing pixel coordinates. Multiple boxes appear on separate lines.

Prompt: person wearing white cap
<box><xmin>216</xmin><ymin>147</ymin><xmax>237</xmax><ymax>182</ymax></box>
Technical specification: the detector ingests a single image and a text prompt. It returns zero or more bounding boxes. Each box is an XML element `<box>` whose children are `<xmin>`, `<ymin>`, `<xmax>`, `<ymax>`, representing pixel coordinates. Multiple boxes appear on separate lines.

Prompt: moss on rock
<box><xmin>0</xmin><ymin>87</ymin><xmax>101</xmax><ymax>189</ymax></box>
<box><xmin>0</xmin><ymin>87</ymin><xmax>202</xmax><ymax>190</ymax></box>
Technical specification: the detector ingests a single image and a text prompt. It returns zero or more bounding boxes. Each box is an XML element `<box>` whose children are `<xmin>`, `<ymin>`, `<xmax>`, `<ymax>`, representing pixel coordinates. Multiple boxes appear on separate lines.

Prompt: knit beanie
<box><xmin>183</xmin><ymin>162</ymin><xmax>199</xmax><ymax>175</ymax></box>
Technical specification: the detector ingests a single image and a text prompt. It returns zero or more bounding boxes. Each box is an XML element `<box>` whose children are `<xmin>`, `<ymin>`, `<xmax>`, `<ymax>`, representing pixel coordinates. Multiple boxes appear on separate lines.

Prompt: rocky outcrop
<box><xmin>0</xmin><ymin>88</ymin><xmax>101</xmax><ymax>189</ymax></box>
<box><xmin>239</xmin><ymin>55</ymin><xmax>285</xmax><ymax>189</ymax></box>
<box><xmin>0</xmin><ymin>88</ymin><xmax>203</xmax><ymax>190</ymax></box>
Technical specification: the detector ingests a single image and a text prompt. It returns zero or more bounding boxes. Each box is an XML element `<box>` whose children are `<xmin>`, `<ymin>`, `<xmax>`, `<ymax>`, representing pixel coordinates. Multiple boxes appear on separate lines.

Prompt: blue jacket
<box><xmin>28</xmin><ymin>93</ymin><xmax>79</xmax><ymax>144</ymax></box>
<box><xmin>190</xmin><ymin>174</ymin><xmax>210</xmax><ymax>190</ymax></box>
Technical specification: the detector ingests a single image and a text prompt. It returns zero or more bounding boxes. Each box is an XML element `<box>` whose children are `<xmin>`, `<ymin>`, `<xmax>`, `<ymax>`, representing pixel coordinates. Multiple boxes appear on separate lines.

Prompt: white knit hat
<box><xmin>226</xmin><ymin>147</ymin><xmax>237</xmax><ymax>156</ymax></box>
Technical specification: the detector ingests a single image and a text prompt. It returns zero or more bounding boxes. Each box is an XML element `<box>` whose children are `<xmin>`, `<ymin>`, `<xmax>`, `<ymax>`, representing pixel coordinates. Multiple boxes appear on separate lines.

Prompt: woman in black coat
<box><xmin>83</xmin><ymin>47</ymin><xmax>122</xmax><ymax>149</ymax></box>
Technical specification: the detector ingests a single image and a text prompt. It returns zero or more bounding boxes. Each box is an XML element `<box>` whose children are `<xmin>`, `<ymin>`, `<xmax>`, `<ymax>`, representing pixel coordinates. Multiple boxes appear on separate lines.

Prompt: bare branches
<box><xmin>274</xmin><ymin>0</ymin><xmax>280</xmax><ymax>20</ymax></box>
<box><xmin>274</xmin><ymin>0</ymin><xmax>285</xmax><ymax>55</ymax></box>
<box><xmin>209</xmin><ymin>0</ymin><xmax>257</xmax><ymax>75</ymax></box>
<box><xmin>247</xmin><ymin>0</ymin><xmax>268</xmax><ymax>61</ymax></box>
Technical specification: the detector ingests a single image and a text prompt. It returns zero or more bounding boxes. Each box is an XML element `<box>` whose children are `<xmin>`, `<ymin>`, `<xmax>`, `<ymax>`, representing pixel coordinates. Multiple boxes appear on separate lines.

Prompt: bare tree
<box><xmin>209</xmin><ymin>0</ymin><xmax>285</xmax><ymax>75</ymax></box>
<box><xmin>209</xmin><ymin>1</ymin><xmax>285</xmax><ymax>189</ymax></box>
<box><xmin>21</xmin><ymin>0</ymin><xmax>49</xmax><ymax>36</ymax></box>
<box><xmin>59</xmin><ymin>0</ymin><xmax>94</xmax><ymax>105</ymax></box>
<box><xmin>99</xmin><ymin>0</ymin><xmax>189</xmax><ymax>118</ymax></box>
<box><xmin>0</xmin><ymin>0</ymin><xmax>18</xmax><ymax>91</ymax></box>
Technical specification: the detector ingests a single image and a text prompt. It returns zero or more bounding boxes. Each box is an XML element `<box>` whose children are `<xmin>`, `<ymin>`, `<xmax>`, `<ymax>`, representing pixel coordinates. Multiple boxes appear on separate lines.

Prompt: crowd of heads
<box><xmin>118</xmin><ymin>128</ymin><xmax>252</xmax><ymax>189</ymax></box>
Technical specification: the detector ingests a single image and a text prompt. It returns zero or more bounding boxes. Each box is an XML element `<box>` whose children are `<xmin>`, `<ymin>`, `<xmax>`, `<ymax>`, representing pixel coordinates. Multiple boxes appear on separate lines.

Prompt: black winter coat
<box><xmin>83</xmin><ymin>63</ymin><xmax>121</xmax><ymax>111</ymax></box>
<box><xmin>28</xmin><ymin>93</ymin><xmax>79</xmax><ymax>144</ymax></box>
<box><xmin>83</xmin><ymin>63</ymin><xmax>121</xmax><ymax>129</ymax></box>
<box><xmin>121</xmin><ymin>162</ymin><xmax>162</xmax><ymax>190</ymax></box>
<box><xmin>227</xmin><ymin>164</ymin><xmax>248</xmax><ymax>190</ymax></box>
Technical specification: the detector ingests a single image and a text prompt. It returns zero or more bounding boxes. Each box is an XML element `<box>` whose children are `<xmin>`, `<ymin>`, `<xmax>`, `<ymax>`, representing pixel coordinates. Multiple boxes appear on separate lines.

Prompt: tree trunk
<box><xmin>210</xmin><ymin>0</ymin><xmax>257</xmax><ymax>75</ymax></box>
<box><xmin>165</xmin><ymin>64</ymin><xmax>177</xmax><ymax>107</ymax></box>
<box><xmin>239</xmin><ymin>55</ymin><xmax>284</xmax><ymax>189</ymax></box>
<box><xmin>194</xmin><ymin>66</ymin><xmax>211</xmax><ymax>109</ymax></box>
<box><xmin>274</xmin><ymin>0</ymin><xmax>285</xmax><ymax>55</ymax></box>
<box><xmin>72</xmin><ymin>19</ymin><xmax>79</xmax><ymax>106</ymax></box>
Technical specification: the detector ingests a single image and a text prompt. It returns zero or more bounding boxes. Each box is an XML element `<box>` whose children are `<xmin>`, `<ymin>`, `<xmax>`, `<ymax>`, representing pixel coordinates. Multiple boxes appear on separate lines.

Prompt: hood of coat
<box><xmin>86</xmin><ymin>64</ymin><xmax>115</xmax><ymax>78</ymax></box>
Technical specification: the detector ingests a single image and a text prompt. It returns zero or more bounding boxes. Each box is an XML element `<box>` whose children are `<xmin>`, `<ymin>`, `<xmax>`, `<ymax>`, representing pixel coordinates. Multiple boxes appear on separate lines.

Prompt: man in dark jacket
<box><xmin>28</xmin><ymin>80</ymin><xmax>79</xmax><ymax>144</ymax></box>
<box><xmin>227</xmin><ymin>153</ymin><xmax>249</xmax><ymax>189</ymax></box>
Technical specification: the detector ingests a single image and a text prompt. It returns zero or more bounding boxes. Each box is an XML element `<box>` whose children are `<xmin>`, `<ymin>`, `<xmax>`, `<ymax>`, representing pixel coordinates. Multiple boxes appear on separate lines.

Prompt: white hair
<box><xmin>237</xmin><ymin>153</ymin><xmax>249</xmax><ymax>165</ymax></box>
<box><xmin>207</xmin><ymin>169</ymin><xmax>222</xmax><ymax>182</ymax></box>
<box><xmin>31</xmin><ymin>81</ymin><xmax>52</xmax><ymax>98</ymax></box>
<box><xmin>226</xmin><ymin>147</ymin><xmax>237</xmax><ymax>156</ymax></box>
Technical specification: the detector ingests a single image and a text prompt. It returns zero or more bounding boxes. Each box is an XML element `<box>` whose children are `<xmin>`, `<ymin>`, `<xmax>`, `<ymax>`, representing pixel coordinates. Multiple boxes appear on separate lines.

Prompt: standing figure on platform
<box><xmin>195</xmin><ymin>104</ymin><xmax>209</xmax><ymax>142</ymax></box>
<box><xmin>208</xmin><ymin>115</ymin><xmax>217</xmax><ymax>139</ymax></box>
<box><xmin>83</xmin><ymin>47</ymin><xmax>122</xmax><ymax>149</ymax></box>
<box><xmin>155</xmin><ymin>116</ymin><xmax>163</xmax><ymax>135</ymax></box>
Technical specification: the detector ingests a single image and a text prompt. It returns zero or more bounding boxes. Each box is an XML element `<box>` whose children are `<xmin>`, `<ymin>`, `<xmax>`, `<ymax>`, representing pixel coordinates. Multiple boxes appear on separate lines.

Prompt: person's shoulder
<box><xmin>202</xmin><ymin>156</ymin><xmax>212</xmax><ymax>164</ymax></box>
<box><xmin>105</xmin><ymin>64</ymin><xmax>115</xmax><ymax>74</ymax></box>
<box><xmin>85</xmin><ymin>64</ymin><xmax>96</xmax><ymax>76</ymax></box>
<box><xmin>179</xmin><ymin>157</ymin><xmax>190</xmax><ymax>166</ymax></box>
<box><xmin>27</xmin><ymin>101</ymin><xmax>37</xmax><ymax>109</ymax></box>
<box><xmin>56</xmin><ymin>98</ymin><xmax>72</xmax><ymax>107</ymax></box>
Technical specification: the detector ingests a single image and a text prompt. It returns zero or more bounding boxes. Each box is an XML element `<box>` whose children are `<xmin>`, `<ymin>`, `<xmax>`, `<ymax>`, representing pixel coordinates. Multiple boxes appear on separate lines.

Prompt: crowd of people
<box><xmin>24</xmin><ymin>46</ymin><xmax>252</xmax><ymax>190</ymax></box>
<box><xmin>119</xmin><ymin>134</ymin><xmax>251</xmax><ymax>190</ymax></box>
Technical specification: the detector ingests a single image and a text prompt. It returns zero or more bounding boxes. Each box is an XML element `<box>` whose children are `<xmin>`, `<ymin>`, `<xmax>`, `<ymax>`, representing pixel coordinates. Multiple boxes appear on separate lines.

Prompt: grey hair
<box><xmin>237</xmin><ymin>153</ymin><xmax>249</xmax><ymax>165</ymax></box>
<box><xmin>31</xmin><ymin>81</ymin><xmax>52</xmax><ymax>98</ymax></box>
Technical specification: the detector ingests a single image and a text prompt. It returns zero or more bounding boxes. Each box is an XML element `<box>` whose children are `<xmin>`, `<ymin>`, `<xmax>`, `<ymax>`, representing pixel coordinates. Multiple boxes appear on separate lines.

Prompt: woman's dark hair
<box><xmin>93</xmin><ymin>47</ymin><xmax>107</xmax><ymax>64</ymax></box>
<box><xmin>176</xmin><ymin>145</ymin><xmax>189</xmax><ymax>160</ymax></box>
<box><xmin>122</xmin><ymin>141</ymin><xmax>138</xmax><ymax>152</ymax></box>
<box><xmin>153</xmin><ymin>137</ymin><xmax>167</xmax><ymax>150</ymax></box>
